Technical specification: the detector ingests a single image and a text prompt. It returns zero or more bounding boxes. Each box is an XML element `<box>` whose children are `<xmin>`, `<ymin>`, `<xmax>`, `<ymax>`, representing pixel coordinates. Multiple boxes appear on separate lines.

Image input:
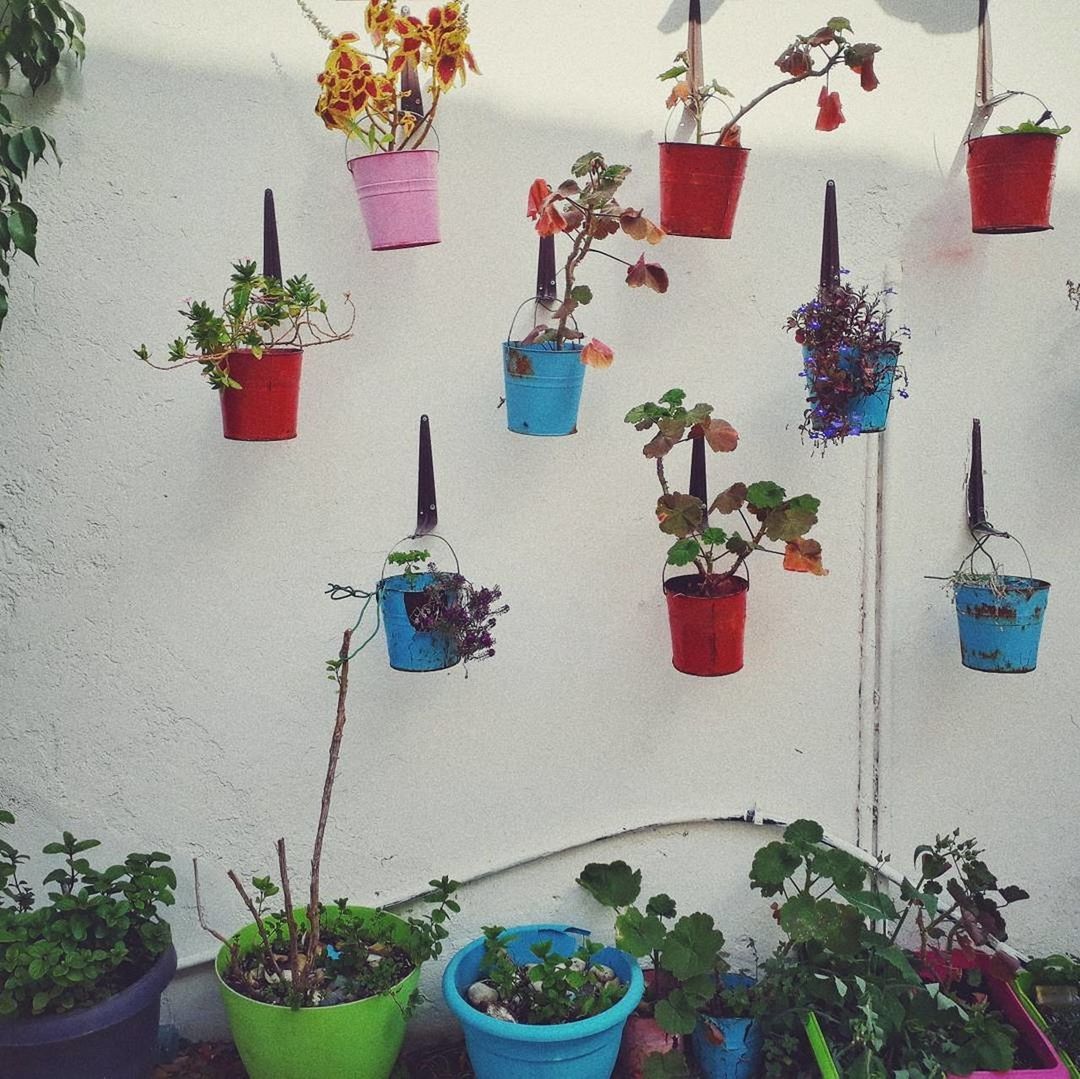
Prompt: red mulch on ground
<box><xmin>152</xmin><ymin>1041</ymin><xmax>476</xmax><ymax>1078</ymax></box>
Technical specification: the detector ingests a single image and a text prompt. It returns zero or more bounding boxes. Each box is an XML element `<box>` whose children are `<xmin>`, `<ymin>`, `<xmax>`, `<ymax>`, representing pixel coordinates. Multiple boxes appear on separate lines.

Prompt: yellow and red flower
<box><xmin>316</xmin><ymin>35</ymin><xmax>396</xmax><ymax>131</ymax></box>
<box><xmin>423</xmin><ymin>3</ymin><xmax>479</xmax><ymax>91</ymax></box>
<box><xmin>365</xmin><ymin>1</ymin><xmax>394</xmax><ymax>47</ymax></box>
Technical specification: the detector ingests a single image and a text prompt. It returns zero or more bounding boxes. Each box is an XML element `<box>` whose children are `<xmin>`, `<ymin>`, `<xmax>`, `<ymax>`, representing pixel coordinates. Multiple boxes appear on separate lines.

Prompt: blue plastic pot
<box><xmin>954</xmin><ymin>576</ymin><xmax>1051</xmax><ymax>673</ymax></box>
<box><xmin>691</xmin><ymin>974</ymin><xmax>762</xmax><ymax>1079</ymax></box>
<box><xmin>0</xmin><ymin>944</ymin><xmax>177</xmax><ymax>1079</ymax></box>
<box><xmin>378</xmin><ymin>572</ymin><xmax>459</xmax><ymax>672</ymax></box>
<box><xmin>803</xmin><ymin>345</ymin><xmax>898</xmax><ymax>435</ymax></box>
<box><xmin>443</xmin><ymin>924</ymin><xmax>644</xmax><ymax>1079</ymax></box>
<box><xmin>503</xmin><ymin>341</ymin><xmax>586</xmax><ymax>437</ymax></box>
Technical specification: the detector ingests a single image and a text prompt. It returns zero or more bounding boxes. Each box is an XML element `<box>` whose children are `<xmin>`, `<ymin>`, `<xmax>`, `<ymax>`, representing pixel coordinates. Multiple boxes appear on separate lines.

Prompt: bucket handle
<box><xmin>345</xmin><ymin>124</ymin><xmax>440</xmax><ymax>168</ymax></box>
<box><xmin>379</xmin><ymin>532</ymin><xmax>461</xmax><ymax>587</ymax></box>
<box><xmin>504</xmin><ymin>295</ymin><xmax>580</xmax><ymax>348</ymax></box>
<box><xmin>962</xmin><ymin>89</ymin><xmax>1057</xmax><ymax>144</ymax></box>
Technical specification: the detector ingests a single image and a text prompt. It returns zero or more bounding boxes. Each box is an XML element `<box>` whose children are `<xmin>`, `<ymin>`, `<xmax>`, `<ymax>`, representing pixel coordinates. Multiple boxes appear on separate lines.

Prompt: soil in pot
<box><xmin>663</xmin><ymin>574</ymin><xmax>749</xmax><ymax>677</ymax></box>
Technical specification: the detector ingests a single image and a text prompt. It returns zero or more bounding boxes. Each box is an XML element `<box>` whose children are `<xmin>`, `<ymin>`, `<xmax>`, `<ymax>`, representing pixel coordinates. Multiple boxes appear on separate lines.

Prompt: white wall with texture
<box><xmin>1</xmin><ymin>0</ymin><xmax>1078</xmax><ymax>1043</ymax></box>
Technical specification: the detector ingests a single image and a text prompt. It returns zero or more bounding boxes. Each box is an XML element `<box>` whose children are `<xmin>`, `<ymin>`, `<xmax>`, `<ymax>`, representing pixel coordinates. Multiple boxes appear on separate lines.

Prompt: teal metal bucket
<box><xmin>803</xmin><ymin>345</ymin><xmax>898</xmax><ymax>436</ymax></box>
<box><xmin>691</xmin><ymin>974</ymin><xmax>762</xmax><ymax>1079</ymax></box>
<box><xmin>954</xmin><ymin>576</ymin><xmax>1051</xmax><ymax>673</ymax></box>
<box><xmin>443</xmin><ymin>924</ymin><xmax>644</xmax><ymax>1079</ymax></box>
<box><xmin>503</xmin><ymin>342</ymin><xmax>585</xmax><ymax>436</ymax></box>
<box><xmin>378</xmin><ymin>572</ymin><xmax>459</xmax><ymax>672</ymax></box>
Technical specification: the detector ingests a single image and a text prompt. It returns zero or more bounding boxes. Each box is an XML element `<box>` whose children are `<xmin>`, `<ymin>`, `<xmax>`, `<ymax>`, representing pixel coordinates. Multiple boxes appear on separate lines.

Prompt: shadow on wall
<box><xmin>657</xmin><ymin>0</ymin><xmax>978</xmax><ymax>35</ymax></box>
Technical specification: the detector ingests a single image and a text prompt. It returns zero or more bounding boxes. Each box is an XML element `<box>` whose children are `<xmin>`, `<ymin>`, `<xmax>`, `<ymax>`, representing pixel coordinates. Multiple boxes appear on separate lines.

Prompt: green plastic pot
<box><xmin>215</xmin><ymin>906</ymin><xmax>421</xmax><ymax>1079</ymax></box>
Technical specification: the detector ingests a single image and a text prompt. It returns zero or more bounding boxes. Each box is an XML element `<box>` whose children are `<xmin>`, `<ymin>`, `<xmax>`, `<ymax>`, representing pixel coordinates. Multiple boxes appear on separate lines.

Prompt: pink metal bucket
<box><xmin>347</xmin><ymin>148</ymin><xmax>441</xmax><ymax>251</ymax></box>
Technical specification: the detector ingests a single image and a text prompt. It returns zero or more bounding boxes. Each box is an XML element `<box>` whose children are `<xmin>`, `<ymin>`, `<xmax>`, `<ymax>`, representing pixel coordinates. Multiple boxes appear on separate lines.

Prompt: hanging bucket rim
<box><xmin>952</xmin><ymin>575</ymin><xmax>1051</xmax><ymax>596</ymax></box>
<box><xmin>658</xmin><ymin>141</ymin><xmax>752</xmax><ymax>155</ymax></box>
<box><xmin>347</xmin><ymin>146</ymin><xmax>440</xmax><ymax>175</ymax></box>
<box><xmin>663</xmin><ymin>572</ymin><xmax>749</xmax><ymax>599</ymax></box>
<box><xmin>966</xmin><ymin>130</ymin><xmax>1063</xmax><ymax>147</ymax></box>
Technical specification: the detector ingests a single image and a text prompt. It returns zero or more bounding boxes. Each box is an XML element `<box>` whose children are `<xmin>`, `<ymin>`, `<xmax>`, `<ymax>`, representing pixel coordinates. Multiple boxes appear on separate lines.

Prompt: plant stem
<box><xmin>305</xmin><ymin>628</ymin><xmax>353</xmax><ymax>972</ymax></box>
<box><xmin>716</xmin><ymin>49</ymin><xmax>845</xmax><ymax>145</ymax></box>
<box><xmin>276</xmin><ymin>838</ymin><xmax>302</xmax><ymax>991</ymax></box>
<box><xmin>227</xmin><ymin>869</ymin><xmax>282</xmax><ymax>976</ymax></box>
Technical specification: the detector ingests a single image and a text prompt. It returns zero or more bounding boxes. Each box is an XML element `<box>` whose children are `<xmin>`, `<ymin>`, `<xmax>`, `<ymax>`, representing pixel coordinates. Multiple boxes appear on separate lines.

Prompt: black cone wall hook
<box><xmin>536</xmin><ymin>235</ymin><xmax>557</xmax><ymax>303</ymax></box>
<box><xmin>263</xmin><ymin>188</ymin><xmax>282</xmax><ymax>283</ymax></box>
<box><xmin>819</xmin><ymin>179</ymin><xmax>840</xmax><ymax>291</ymax></box>
<box><xmin>415</xmin><ymin>415</ymin><xmax>438</xmax><ymax>537</ymax></box>
<box><xmin>689</xmin><ymin>432</ymin><xmax>708</xmax><ymax>510</ymax></box>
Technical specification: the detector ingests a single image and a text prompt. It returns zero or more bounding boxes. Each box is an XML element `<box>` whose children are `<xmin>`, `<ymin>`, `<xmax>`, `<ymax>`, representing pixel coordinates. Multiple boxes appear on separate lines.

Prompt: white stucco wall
<box><xmin>1</xmin><ymin>0</ymin><xmax>1078</xmax><ymax>1045</ymax></box>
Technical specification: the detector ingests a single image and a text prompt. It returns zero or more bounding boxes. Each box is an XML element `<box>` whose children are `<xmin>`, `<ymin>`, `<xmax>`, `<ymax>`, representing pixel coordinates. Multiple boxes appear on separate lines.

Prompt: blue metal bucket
<box><xmin>954</xmin><ymin>576</ymin><xmax>1051</xmax><ymax>673</ymax></box>
<box><xmin>691</xmin><ymin>974</ymin><xmax>763</xmax><ymax>1079</ymax></box>
<box><xmin>378</xmin><ymin>572</ymin><xmax>459</xmax><ymax>672</ymax></box>
<box><xmin>443</xmin><ymin>924</ymin><xmax>644</xmax><ymax>1079</ymax></box>
<box><xmin>503</xmin><ymin>341</ymin><xmax>586</xmax><ymax>437</ymax></box>
<box><xmin>803</xmin><ymin>346</ymin><xmax>898</xmax><ymax>435</ymax></box>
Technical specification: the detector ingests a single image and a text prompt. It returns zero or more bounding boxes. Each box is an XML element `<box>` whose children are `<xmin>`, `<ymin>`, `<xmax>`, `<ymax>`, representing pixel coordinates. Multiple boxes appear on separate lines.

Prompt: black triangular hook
<box><xmin>415</xmin><ymin>415</ymin><xmax>438</xmax><ymax>537</ymax></box>
<box><xmin>689</xmin><ymin>432</ymin><xmax>708</xmax><ymax>509</ymax></box>
<box><xmin>263</xmin><ymin>189</ymin><xmax>282</xmax><ymax>283</ymax></box>
<box><xmin>400</xmin><ymin>58</ymin><xmax>424</xmax><ymax>119</ymax></box>
<box><xmin>819</xmin><ymin>180</ymin><xmax>840</xmax><ymax>291</ymax></box>
<box><xmin>536</xmin><ymin>235</ymin><xmax>557</xmax><ymax>302</ymax></box>
<box><xmin>967</xmin><ymin>418</ymin><xmax>989</xmax><ymax>533</ymax></box>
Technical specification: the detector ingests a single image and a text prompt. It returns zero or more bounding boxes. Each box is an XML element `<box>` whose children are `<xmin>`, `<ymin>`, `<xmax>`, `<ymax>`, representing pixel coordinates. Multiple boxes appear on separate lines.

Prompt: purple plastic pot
<box><xmin>0</xmin><ymin>944</ymin><xmax>177</xmax><ymax>1079</ymax></box>
<box><xmin>347</xmin><ymin>149</ymin><xmax>441</xmax><ymax>251</ymax></box>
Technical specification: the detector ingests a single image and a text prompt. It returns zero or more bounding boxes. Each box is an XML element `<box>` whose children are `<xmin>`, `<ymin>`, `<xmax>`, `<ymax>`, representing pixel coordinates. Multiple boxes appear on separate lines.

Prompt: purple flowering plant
<box><xmin>786</xmin><ymin>280</ymin><xmax>908</xmax><ymax>448</ymax></box>
<box><xmin>400</xmin><ymin>552</ymin><xmax>509</xmax><ymax>670</ymax></box>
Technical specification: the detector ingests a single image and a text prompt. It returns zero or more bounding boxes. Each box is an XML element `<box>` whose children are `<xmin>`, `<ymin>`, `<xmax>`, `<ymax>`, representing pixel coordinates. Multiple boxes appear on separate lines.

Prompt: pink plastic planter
<box><xmin>347</xmin><ymin>149</ymin><xmax>441</xmax><ymax>251</ymax></box>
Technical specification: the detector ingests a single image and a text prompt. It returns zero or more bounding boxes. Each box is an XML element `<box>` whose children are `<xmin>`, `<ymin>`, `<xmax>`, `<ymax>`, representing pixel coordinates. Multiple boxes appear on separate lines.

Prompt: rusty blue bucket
<box><xmin>503</xmin><ymin>341</ymin><xmax>585</xmax><ymax>436</ymax></box>
<box><xmin>691</xmin><ymin>975</ymin><xmax>762</xmax><ymax>1079</ymax></box>
<box><xmin>378</xmin><ymin>572</ymin><xmax>459</xmax><ymax>672</ymax></box>
<box><xmin>803</xmin><ymin>346</ymin><xmax>898</xmax><ymax>435</ymax></box>
<box><xmin>954</xmin><ymin>576</ymin><xmax>1051</xmax><ymax>673</ymax></box>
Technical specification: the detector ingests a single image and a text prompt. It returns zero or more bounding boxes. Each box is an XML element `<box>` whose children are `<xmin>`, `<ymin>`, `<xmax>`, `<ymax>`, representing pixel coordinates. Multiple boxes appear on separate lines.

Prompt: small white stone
<box><xmin>592</xmin><ymin>964</ymin><xmax>617</xmax><ymax>983</ymax></box>
<box><xmin>467</xmin><ymin>981</ymin><xmax>500</xmax><ymax>1006</ymax></box>
<box><xmin>366</xmin><ymin>954</ymin><xmax>383</xmax><ymax>967</ymax></box>
<box><xmin>485</xmin><ymin>1003</ymin><xmax>518</xmax><ymax>1023</ymax></box>
<box><xmin>568</xmin><ymin>958</ymin><xmax>587</xmax><ymax>973</ymax></box>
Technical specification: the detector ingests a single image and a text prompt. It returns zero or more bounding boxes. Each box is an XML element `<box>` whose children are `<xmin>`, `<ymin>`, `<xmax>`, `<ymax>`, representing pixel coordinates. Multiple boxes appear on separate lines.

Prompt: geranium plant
<box><xmin>0</xmin><ymin>811</ymin><xmax>174</xmax><ymax>1017</ymax></box>
<box><xmin>302</xmin><ymin>0</ymin><xmax>477</xmax><ymax>151</ymax></box>
<box><xmin>577</xmin><ymin>860</ymin><xmax>728</xmax><ymax>1037</ymax></box>
<box><xmin>626</xmin><ymin>388</ymin><xmax>827</xmax><ymax>591</ymax></box>
<box><xmin>747</xmin><ymin>819</ymin><xmax>1032</xmax><ymax>1077</ymax></box>
<box><xmin>659</xmin><ymin>16</ymin><xmax>882</xmax><ymax>145</ymax></box>
<box><xmin>522</xmin><ymin>151</ymin><xmax>667</xmax><ymax>363</ymax></box>
<box><xmin>134</xmin><ymin>260</ymin><xmax>354</xmax><ymax>390</ymax></box>
<box><xmin>786</xmin><ymin>280</ymin><xmax>908</xmax><ymax>446</ymax></box>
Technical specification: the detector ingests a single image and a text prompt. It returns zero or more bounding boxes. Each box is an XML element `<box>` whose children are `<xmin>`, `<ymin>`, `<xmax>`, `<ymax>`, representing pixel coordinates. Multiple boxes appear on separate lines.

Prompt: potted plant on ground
<box><xmin>195</xmin><ymin>629</ymin><xmax>461</xmax><ymax>1079</ymax></box>
<box><xmin>786</xmin><ymin>280</ymin><xmax>908</xmax><ymax>447</ymax></box>
<box><xmin>0</xmin><ymin>812</ymin><xmax>177</xmax><ymax>1079</ymax></box>
<box><xmin>134</xmin><ymin>259</ymin><xmax>354</xmax><ymax>441</ymax></box>
<box><xmin>745</xmin><ymin>819</ymin><xmax>1066</xmax><ymax>1077</ymax></box>
<box><xmin>626</xmin><ymin>388</ymin><xmax>826</xmax><ymax>676</ymax></box>
<box><xmin>1015</xmin><ymin>955</ymin><xmax>1080</xmax><ymax>1078</ymax></box>
<box><xmin>657</xmin><ymin>4</ymin><xmax>882</xmax><ymax>238</ymax></box>
<box><xmin>505</xmin><ymin>150</ymin><xmax>667</xmax><ymax>436</ymax></box>
<box><xmin>442</xmin><ymin>922</ymin><xmax>644</xmax><ymax>1079</ymax></box>
<box><xmin>577</xmin><ymin>860</ymin><xmax>761</xmax><ymax>1079</ymax></box>
<box><xmin>944</xmin><ymin>420</ymin><xmax>1051</xmax><ymax>674</ymax></box>
<box><xmin>300</xmin><ymin>0</ymin><xmax>478</xmax><ymax>250</ymax></box>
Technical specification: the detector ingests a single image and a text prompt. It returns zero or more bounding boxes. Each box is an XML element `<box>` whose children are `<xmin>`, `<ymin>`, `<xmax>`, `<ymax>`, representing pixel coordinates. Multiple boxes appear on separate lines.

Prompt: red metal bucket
<box><xmin>664</xmin><ymin>573</ymin><xmax>749</xmax><ymax>676</ymax></box>
<box><xmin>658</xmin><ymin>143</ymin><xmax>750</xmax><ymax>240</ymax></box>
<box><xmin>217</xmin><ymin>348</ymin><xmax>303</xmax><ymax>441</ymax></box>
<box><xmin>966</xmin><ymin>133</ymin><xmax>1059</xmax><ymax>234</ymax></box>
